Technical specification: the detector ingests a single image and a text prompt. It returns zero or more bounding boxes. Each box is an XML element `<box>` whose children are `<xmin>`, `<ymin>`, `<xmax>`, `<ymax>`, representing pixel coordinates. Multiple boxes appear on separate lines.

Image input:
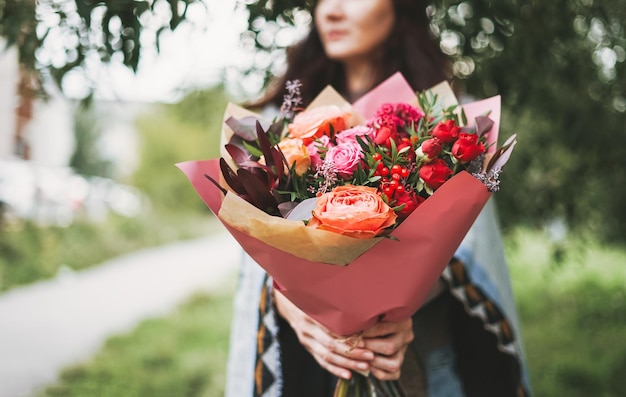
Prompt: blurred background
<box><xmin>0</xmin><ymin>0</ymin><xmax>624</xmax><ymax>396</ymax></box>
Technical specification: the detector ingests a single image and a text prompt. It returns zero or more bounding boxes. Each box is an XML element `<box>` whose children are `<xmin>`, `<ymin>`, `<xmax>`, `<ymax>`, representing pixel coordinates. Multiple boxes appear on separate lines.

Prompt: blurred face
<box><xmin>314</xmin><ymin>0</ymin><xmax>395</xmax><ymax>64</ymax></box>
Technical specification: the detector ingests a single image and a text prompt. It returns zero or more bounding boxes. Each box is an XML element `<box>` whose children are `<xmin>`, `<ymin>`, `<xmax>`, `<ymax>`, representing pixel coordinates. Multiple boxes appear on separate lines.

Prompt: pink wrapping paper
<box><xmin>177</xmin><ymin>159</ymin><xmax>489</xmax><ymax>335</ymax></box>
<box><xmin>176</xmin><ymin>73</ymin><xmax>499</xmax><ymax>335</ymax></box>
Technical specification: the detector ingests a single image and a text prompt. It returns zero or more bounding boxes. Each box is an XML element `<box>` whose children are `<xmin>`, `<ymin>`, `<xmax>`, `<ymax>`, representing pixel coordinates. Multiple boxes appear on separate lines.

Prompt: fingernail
<box><xmin>357</xmin><ymin>362</ymin><xmax>369</xmax><ymax>370</ymax></box>
<box><xmin>363</xmin><ymin>352</ymin><xmax>374</xmax><ymax>360</ymax></box>
<box><xmin>341</xmin><ymin>371</ymin><xmax>351</xmax><ymax>379</ymax></box>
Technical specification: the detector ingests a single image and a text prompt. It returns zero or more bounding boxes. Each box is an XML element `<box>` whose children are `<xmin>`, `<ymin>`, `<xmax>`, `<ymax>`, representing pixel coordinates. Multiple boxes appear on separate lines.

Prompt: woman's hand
<box><xmin>274</xmin><ymin>290</ymin><xmax>374</xmax><ymax>380</ymax></box>
<box><xmin>362</xmin><ymin>319</ymin><xmax>414</xmax><ymax>380</ymax></box>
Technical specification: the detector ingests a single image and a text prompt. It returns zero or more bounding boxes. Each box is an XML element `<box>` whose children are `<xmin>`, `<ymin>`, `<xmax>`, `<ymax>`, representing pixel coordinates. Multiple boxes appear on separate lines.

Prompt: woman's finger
<box><xmin>304</xmin><ymin>326</ymin><xmax>373</xmax><ymax>369</ymax></box>
<box><xmin>363</xmin><ymin>319</ymin><xmax>413</xmax><ymax>338</ymax></box>
<box><xmin>363</xmin><ymin>325</ymin><xmax>413</xmax><ymax>356</ymax></box>
<box><xmin>366</xmin><ymin>350</ymin><xmax>408</xmax><ymax>380</ymax></box>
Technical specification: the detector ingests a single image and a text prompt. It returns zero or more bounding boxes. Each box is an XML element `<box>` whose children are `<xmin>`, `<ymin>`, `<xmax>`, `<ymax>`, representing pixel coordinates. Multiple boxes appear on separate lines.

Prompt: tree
<box><xmin>242</xmin><ymin>0</ymin><xmax>626</xmax><ymax>242</ymax></box>
<box><xmin>454</xmin><ymin>0</ymin><xmax>626</xmax><ymax>242</ymax></box>
<box><xmin>0</xmin><ymin>0</ymin><xmax>205</xmax><ymax>161</ymax></box>
<box><xmin>3</xmin><ymin>0</ymin><xmax>625</xmax><ymax>241</ymax></box>
<box><xmin>1</xmin><ymin>0</ymin><xmax>204</xmax><ymax>96</ymax></box>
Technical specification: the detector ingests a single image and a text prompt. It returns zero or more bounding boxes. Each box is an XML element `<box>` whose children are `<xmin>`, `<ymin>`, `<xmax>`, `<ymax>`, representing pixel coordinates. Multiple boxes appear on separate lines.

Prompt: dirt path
<box><xmin>0</xmin><ymin>231</ymin><xmax>240</xmax><ymax>397</ymax></box>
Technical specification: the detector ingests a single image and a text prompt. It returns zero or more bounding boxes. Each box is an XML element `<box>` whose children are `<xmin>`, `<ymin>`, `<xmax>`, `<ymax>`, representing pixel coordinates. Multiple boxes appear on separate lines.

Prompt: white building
<box><xmin>0</xmin><ymin>38</ymin><xmax>18</xmax><ymax>158</ymax></box>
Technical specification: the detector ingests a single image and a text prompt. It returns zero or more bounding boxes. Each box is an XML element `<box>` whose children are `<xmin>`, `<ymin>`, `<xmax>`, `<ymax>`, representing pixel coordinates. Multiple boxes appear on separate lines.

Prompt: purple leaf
<box><xmin>475</xmin><ymin>115</ymin><xmax>494</xmax><ymax>138</ymax></box>
<box><xmin>219</xmin><ymin>158</ymin><xmax>246</xmax><ymax>195</ymax></box>
<box><xmin>271</xmin><ymin>147</ymin><xmax>286</xmax><ymax>177</ymax></box>
<box><xmin>487</xmin><ymin>134</ymin><xmax>517</xmax><ymax>171</ymax></box>
<box><xmin>238</xmin><ymin>168</ymin><xmax>280</xmax><ymax>215</ymax></box>
<box><xmin>268</xmin><ymin>120</ymin><xmax>284</xmax><ymax>137</ymax></box>
<box><xmin>203</xmin><ymin>174</ymin><xmax>227</xmax><ymax>195</ymax></box>
<box><xmin>225</xmin><ymin>143</ymin><xmax>252</xmax><ymax>166</ymax></box>
<box><xmin>278</xmin><ymin>201</ymin><xmax>300</xmax><ymax>218</ymax></box>
<box><xmin>284</xmin><ymin>197</ymin><xmax>318</xmax><ymax>220</ymax></box>
<box><xmin>256</xmin><ymin>122</ymin><xmax>275</xmax><ymax>166</ymax></box>
<box><xmin>247</xmin><ymin>166</ymin><xmax>273</xmax><ymax>188</ymax></box>
<box><xmin>225</xmin><ymin>116</ymin><xmax>270</xmax><ymax>141</ymax></box>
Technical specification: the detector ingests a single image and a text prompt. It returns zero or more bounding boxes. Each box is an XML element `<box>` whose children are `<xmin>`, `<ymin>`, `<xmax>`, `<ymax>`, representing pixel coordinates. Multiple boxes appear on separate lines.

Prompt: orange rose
<box><xmin>288</xmin><ymin>105</ymin><xmax>350</xmax><ymax>144</ymax></box>
<box><xmin>277</xmin><ymin>138</ymin><xmax>311</xmax><ymax>176</ymax></box>
<box><xmin>308</xmin><ymin>185</ymin><xmax>398</xmax><ymax>239</ymax></box>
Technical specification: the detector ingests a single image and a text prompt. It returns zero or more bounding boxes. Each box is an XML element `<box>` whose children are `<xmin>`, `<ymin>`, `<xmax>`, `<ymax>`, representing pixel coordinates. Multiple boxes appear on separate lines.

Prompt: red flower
<box><xmin>394</xmin><ymin>190</ymin><xmax>425</xmax><ymax>220</ymax></box>
<box><xmin>431</xmin><ymin>120</ymin><xmax>460</xmax><ymax>143</ymax></box>
<box><xmin>374</xmin><ymin>126</ymin><xmax>393</xmax><ymax>146</ymax></box>
<box><xmin>397</xmin><ymin>138</ymin><xmax>415</xmax><ymax>161</ymax></box>
<box><xmin>419</xmin><ymin>158</ymin><xmax>453</xmax><ymax>189</ymax></box>
<box><xmin>419</xmin><ymin>138</ymin><xmax>443</xmax><ymax>159</ymax></box>
<box><xmin>452</xmin><ymin>133</ymin><xmax>485</xmax><ymax>162</ymax></box>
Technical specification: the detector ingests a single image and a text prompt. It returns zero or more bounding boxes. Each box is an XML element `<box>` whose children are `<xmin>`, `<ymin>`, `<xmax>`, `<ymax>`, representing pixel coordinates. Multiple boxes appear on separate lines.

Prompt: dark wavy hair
<box><xmin>255</xmin><ymin>0</ymin><xmax>452</xmax><ymax>108</ymax></box>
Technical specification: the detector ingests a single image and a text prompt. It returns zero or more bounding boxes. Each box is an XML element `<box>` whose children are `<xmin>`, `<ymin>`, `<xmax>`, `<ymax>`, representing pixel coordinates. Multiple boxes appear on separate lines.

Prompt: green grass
<box><xmin>506</xmin><ymin>228</ymin><xmax>626</xmax><ymax>396</ymax></box>
<box><xmin>0</xmin><ymin>212</ymin><xmax>216</xmax><ymax>292</ymax></box>
<box><xmin>0</xmin><ymin>87</ymin><xmax>227</xmax><ymax>292</ymax></box>
<box><xmin>39</xmin><ymin>293</ymin><xmax>233</xmax><ymax>397</ymax></box>
<box><xmin>29</xmin><ymin>227</ymin><xmax>626</xmax><ymax>397</ymax></box>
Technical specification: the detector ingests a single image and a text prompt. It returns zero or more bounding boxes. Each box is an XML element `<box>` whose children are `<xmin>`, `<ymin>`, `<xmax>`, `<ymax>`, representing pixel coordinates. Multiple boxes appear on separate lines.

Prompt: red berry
<box><xmin>373</xmin><ymin>153</ymin><xmax>382</xmax><ymax>161</ymax></box>
<box><xmin>380</xmin><ymin>167</ymin><xmax>390</xmax><ymax>176</ymax></box>
<box><xmin>396</xmin><ymin>185</ymin><xmax>405</xmax><ymax>194</ymax></box>
<box><xmin>392</xmin><ymin>173</ymin><xmax>401</xmax><ymax>181</ymax></box>
<box><xmin>389</xmin><ymin>180</ymin><xmax>399</xmax><ymax>189</ymax></box>
<box><xmin>391</xmin><ymin>164</ymin><xmax>402</xmax><ymax>174</ymax></box>
<box><xmin>400</xmin><ymin>167</ymin><xmax>409</xmax><ymax>178</ymax></box>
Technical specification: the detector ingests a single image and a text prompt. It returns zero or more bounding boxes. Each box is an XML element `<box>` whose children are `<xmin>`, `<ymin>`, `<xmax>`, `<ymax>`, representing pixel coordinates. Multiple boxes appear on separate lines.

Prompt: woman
<box><xmin>225</xmin><ymin>1</ymin><xmax>531</xmax><ymax>396</ymax></box>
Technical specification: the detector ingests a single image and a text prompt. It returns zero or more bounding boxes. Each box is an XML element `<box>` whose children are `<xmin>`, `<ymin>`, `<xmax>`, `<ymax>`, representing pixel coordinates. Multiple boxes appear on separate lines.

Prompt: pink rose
<box><xmin>308</xmin><ymin>185</ymin><xmax>398</xmax><ymax>239</ymax></box>
<box><xmin>336</xmin><ymin>126</ymin><xmax>376</xmax><ymax>145</ymax></box>
<box><xmin>324</xmin><ymin>141</ymin><xmax>364</xmax><ymax>179</ymax></box>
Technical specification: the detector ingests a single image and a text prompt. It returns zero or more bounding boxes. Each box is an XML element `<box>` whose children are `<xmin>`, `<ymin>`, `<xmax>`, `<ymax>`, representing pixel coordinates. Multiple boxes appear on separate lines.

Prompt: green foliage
<box><xmin>0</xmin><ymin>213</ymin><xmax>214</xmax><ymax>292</ymax></box>
<box><xmin>505</xmin><ymin>227</ymin><xmax>626</xmax><ymax>396</ymax></box>
<box><xmin>131</xmin><ymin>87</ymin><xmax>227</xmax><ymax>213</ymax></box>
<box><xmin>0</xmin><ymin>0</ymin><xmax>204</xmax><ymax>97</ymax></box>
<box><xmin>0</xmin><ymin>0</ymin><xmax>38</xmax><ymax>70</ymax></box>
<box><xmin>521</xmin><ymin>281</ymin><xmax>626</xmax><ymax>396</ymax></box>
<box><xmin>39</xmin><ymin>293</ymin><xmax>233</xmax><ymax>397</ymax></box>
<box><xmin>458</xmin><ymin>1</ymin><xmax>626</xmax><ymax>242</ymax></box>
<box><xmin>69</xmin><ymin>105</ymin><xmax>113</xmax><ymax>177</ymax></box>
<box><xmin>0</xmin><ymin>86</ymin><xmax>228</xmax><ymax>291</ymax></box>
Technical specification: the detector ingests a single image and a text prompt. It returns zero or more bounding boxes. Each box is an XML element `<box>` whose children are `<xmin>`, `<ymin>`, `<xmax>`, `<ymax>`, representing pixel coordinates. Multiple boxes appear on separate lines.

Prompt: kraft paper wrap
<box><xmin>218</xmin><ymin>192</ymin><xmax>380</xmax><ymax>265</ymax></box>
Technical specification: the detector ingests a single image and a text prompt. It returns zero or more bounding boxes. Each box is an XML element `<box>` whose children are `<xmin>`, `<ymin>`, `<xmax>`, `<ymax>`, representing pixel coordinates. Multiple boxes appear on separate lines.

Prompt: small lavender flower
<box><xmin>473</xmin><ymin>167</ymin><xmax>503</xmax><ymax>192</ymax></box>
<box><xmin>309</xmin><ymin>159</ymin><xmax>339</xmax><ymax>195</ymax></box>
<box><xmin>280</xmin><ymin>79</ymin><xmax>303</xmax><ymax>121</ymax></box>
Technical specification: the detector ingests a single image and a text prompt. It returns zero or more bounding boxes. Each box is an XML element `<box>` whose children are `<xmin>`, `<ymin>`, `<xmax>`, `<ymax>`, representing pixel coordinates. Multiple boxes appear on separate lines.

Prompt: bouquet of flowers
<box><xmin>177</xmin><ymin>73</ymin><xmax>516</xmax><ymax>396</ymax></box>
